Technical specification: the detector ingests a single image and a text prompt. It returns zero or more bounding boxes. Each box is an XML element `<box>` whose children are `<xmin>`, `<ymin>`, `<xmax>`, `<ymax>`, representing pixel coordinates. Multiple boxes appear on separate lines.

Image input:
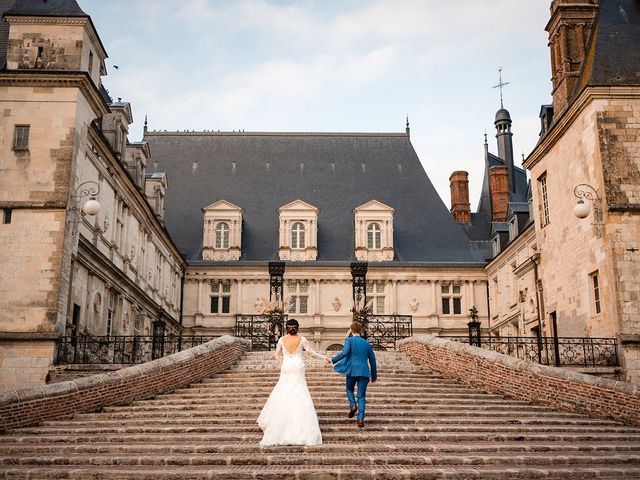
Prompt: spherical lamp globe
<box><xmin>573</xmin><ymin>200</ymin><xmax>590</xmax><ymax>219</ymax></box>
<box><xmin>82</xmin><ymin>197</ymin><xmax>101</xmax><ymax>216</ymax></box>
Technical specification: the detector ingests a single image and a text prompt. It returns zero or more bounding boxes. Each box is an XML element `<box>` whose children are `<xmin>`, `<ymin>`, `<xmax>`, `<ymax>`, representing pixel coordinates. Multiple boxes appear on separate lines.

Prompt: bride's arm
<box><xmin>301</xmin><ymin>337</ymin><xmax>325</xmax><ymax>360</ymax></box>
<box><xmin>275</xmin><ymin>337</ymin><xmax>283</xmax><ymax>360</ymax></box>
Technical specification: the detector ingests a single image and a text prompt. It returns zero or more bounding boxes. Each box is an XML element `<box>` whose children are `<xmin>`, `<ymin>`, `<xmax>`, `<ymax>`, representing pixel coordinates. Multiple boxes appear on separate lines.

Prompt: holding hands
<box><xmin>324</xmin><ymin>355</ymin><xmax>332</xmax><ymax>364</ymax></box>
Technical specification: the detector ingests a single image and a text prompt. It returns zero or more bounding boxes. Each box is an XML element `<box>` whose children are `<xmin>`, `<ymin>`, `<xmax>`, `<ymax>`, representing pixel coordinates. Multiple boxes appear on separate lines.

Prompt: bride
<box><xmin>257</xmin><ymin>318</ymin><xmax>327</xmax><ymax>446</ymax></box>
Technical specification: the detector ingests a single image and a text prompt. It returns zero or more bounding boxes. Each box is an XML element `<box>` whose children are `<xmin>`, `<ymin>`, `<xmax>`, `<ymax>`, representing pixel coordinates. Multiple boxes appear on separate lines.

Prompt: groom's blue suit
<box><xmin>331</xmin><ymin>335</ymin><xmax>377</xmax><ymax>421</ymax></box>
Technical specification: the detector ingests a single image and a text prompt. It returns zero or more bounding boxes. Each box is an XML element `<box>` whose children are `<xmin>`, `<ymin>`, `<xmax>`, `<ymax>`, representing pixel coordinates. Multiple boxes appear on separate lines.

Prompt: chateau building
<box><xmin>144</xmin><ymin>130</ymin><xmax>491</xmax><ymax>351</ymax></box>
<box><xmin>0</xmin><ymin>0</ymin><xmax>185</xmax><ymax>391</ymax></box>
<box><xmin>1</xmin><ymin>0</ymin><xmax>640</xmax><ymax>390</ymax></box>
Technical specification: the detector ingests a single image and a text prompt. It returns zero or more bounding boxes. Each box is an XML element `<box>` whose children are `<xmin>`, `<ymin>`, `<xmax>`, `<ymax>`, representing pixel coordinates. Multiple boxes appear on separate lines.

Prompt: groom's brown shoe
<box><xmin>348</xmin><ymin>406</ymin><xmax>357</xmax><ymax>418</ymax></box>
<box><xmin>357</xmin><ymin>420</ymin><xmax>365</xmax><ymax>428</ymax></box>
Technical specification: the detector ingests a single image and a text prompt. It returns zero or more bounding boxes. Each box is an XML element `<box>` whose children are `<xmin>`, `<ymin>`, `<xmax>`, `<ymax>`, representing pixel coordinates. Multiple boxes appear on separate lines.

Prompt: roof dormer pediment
<box><xmin>202</xmin><ymin>200</ymin><xmax>244</xmax><ymax>213</ymax></box>
<box><xmin>278</xmin><ymin>199</ymin><xmax>319</xmax><ymax>213</ymax></box>
<box><xmin>354</xmin><ymin>199</ymin><xmax>394</xmax><ymax>213</ymax></box>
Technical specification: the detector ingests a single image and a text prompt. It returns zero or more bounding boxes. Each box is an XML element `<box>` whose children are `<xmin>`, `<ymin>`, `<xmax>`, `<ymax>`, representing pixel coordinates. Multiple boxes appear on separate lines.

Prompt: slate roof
<box><xmin>575</xmin><ymin>0</ymin><xmax>640</xmax><ymax>92</ymax></box>
<box><xmin>4</xmin><ymin>0</ymin><xmax>87</xmax><ymax>17</ymax></box>
<box><xmin>144</xmin><ymin>131</ymin><xmax>485</xmax><ymax>266</ymax></box>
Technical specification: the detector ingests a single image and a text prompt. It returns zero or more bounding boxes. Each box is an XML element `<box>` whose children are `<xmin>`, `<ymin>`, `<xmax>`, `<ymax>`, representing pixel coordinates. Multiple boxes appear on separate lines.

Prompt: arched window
<box><xmin>215</xmin><ymin>222</ymin><xmax>230</xmax><ymax>249</ymax></box>
<box><xmin>367</xmin><ymin>223</ymin><xmax>381</xmax><ymax>249</ymax></box>
<box><xmin>291</xmin><ymin>222</ymin><xmax>306</xmax><ymax>249</ymax></box>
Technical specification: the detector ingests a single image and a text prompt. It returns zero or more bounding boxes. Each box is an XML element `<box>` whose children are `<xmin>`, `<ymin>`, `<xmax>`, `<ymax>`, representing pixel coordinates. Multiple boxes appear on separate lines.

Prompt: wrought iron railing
<box><xmin>55</xmin><ymin>334</ymin><xmax>218</xmax><ymax>365</ymax></box>
<box><xmin>365</xmin><ymin>315</ymin><xmax>413</xmax><ymax>351</ymax></box>
<box><xmin>235</xmin><ymin>314</ymin><xmax>286</xmax><ymax>351</ymax></box>
<box><xmin>234</xmin><ymin>314</ymin><xmax>412</xmax><ymax>351</ymax></box>
<box><xmin>441</xmin><ymin>335</ymin><xmax>619</xmax><ymax>368</ymax></box>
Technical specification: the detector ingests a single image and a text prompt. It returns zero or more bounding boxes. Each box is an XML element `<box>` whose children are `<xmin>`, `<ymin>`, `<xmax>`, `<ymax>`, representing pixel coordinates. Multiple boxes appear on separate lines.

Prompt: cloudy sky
<box><xmin>80</xmin><ymin>0</ymin><xmax>552</xmax><ymax>208</ymax></box>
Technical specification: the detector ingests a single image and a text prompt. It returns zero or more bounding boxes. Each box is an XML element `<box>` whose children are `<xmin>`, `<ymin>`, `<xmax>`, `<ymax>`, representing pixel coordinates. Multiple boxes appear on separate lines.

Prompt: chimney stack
<box><xmin>546</xmin><ymin>0</ymin><xmax>598</xmax><ymax>113</ymax></box>
<box><xmin>449</xmin><ymin>171</ymin><xmax>471</xmax><ymax>223</ymax></box>
<box><xmin>489</xmin><ymin>166</ymin><xmax>509</xmax><ymax>222</ymax></box>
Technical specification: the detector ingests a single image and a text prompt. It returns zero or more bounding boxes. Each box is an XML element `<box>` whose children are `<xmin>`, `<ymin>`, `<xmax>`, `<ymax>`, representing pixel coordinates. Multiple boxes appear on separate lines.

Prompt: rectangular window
<box><xmin>366</xmin><ymin>281</ymin><xmax>385</xmax><ymax>314</ymax></box>
<box><xmin>3</xmin><ymin>209</ymin><xmax>12</xmax><ymax>224</ymax></box>
<box><xmin>210</xmin><ymin>281</ymin><xmax>231</xmax><ymax>314</ymax></box>
<box><xmin>13</xmin><ymin>125</ymin><xmax>30</xmax><ymax>151</ymax></box>
<box><xmin>106</xmin><ymin>292</ymin><xmax>115</xmax><ymax>337</ymax></box>
<box><xmin>538</xmin><ymin>173</ymin><xmax>550</xmax><ymax>226</ymax></box>
<box><xmin>441</xmin><ymin>284</ymin><xmax>462</xmax><ymax>315</ymax></box>
<box><xmin>287</xmin><ymin>280</ymin><xmax>309</xmax><ymax>314</ymax></box>
<box><xmin>591</xmin><ymin>271</ymin><xmax>601</xmax><ymax>314</ymax></box>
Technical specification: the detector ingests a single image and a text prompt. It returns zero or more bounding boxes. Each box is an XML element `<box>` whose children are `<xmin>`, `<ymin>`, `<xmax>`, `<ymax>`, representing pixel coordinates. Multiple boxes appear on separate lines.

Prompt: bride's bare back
<box><xmin>282</xmin><ymin>334</ymin><xmax>302</xmax><ymax>355</ymax></box>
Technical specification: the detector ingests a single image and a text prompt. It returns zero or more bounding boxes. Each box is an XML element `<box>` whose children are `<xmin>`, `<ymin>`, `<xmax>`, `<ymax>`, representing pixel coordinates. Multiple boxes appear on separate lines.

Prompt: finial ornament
<box><xmin>484</xmin><ymin>130</ymin><xmax>488</xmax><ymax>144</ymax></box>
<box><xmin>144</xmin><ymin>114</ymin><xmax>148</xmax><ymax>134</ymax></box>
<box><xmin>405</xmin><ymin>115</ymin><xmax>410</xmax><ymax>138</ymax></box>
<box><xmin>406</xmin><ymin>115</ymin><xmax>409</xmax><ymax>128</ymax></box>
<box><xmin>492</xmin><ymin>67</ymin><xmax>510</xmax><ymax>109</ymax></box>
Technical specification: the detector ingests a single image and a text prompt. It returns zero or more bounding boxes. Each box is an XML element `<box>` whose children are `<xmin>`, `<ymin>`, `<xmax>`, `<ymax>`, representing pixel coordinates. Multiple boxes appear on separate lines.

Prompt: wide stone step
<box><xmin>128</xmin><ymin>398</ymin><xmax>542</xmax><ymax>408</ymax></box>
<box><xmin>3</xmin><ymin>463</ymin><xmax>640</xmax><ymax>479</ymax></box>
<box><xmin>52</xmin><ymin>416</ymin><xmax>622</xmax><ymax>428</ymax></box>
<box><xmin>158</xmin><ymin>386</ymin><xmax>490</xmax><ymax>396</ymax></box>
<box><xmin>3</xmin><ymin>440</ymin><xmax>640</xmax><ymax>455</ymax></box>
<box><xmin>98</xmin><ymin>404</ymin><xmax>565</xmax><ymax>414</ymax></box>
<box><xmin>207</xmin><ymin>371</ymin><xmax>438</xmax><ymax>380</ymax></box>
<box><xmin>3</xmin><ymin>450</ymin><xmax>640</xmax><ymax>467</ymax></box>
<box><xmin>11</xmin><ymin>423</ymin><xmax>638</xmax><ymax>436</ymax></box>
<box><xmin>78</xmin><ymin>408</ymin><xmax>591</xmax><ymax>420</ymax></box>
<box><xmin>5</xmin><ymin>431</ymin><xmax>640</xmax><ymax>444</ymax></box>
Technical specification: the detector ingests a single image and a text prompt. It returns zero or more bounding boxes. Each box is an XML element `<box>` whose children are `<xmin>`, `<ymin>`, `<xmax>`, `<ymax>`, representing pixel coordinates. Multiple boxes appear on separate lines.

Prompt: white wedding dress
<box><xmin>257</xmin><ymin>336</ymin><xmax>325</xmax><ymax>446</ymax></box>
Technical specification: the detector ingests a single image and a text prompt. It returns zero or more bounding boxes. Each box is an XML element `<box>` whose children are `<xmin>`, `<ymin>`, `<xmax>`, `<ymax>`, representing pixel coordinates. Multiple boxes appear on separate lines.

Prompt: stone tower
<box><xmin>494</xmin><ymin>107</ymin><xmax>515</xmax><ymax>193</ymax></box>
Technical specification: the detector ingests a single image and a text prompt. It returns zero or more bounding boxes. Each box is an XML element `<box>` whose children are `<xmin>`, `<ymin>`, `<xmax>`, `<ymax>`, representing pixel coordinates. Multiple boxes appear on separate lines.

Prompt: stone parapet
<box><xmin>0</xmin><ymin>335</ymin><xmax>249</xmax><ymax>432</ymax></box>
<box><xmin>399</xmin><ymin>335</ymin><xmax>640</xmax><ymax>426</ymax></box>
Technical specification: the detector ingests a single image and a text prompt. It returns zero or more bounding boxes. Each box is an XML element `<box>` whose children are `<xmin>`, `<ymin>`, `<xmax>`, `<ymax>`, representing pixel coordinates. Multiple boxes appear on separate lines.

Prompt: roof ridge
<box><xmin>143</xmin><ymin>131</ymin><xmax>409</xmax><ymax>138</ymax></box>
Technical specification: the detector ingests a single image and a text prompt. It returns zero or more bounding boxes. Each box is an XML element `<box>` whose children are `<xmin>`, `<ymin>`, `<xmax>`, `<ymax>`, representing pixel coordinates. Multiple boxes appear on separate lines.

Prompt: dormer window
<box><xmin>202</xmin><ymin>200</ymin><xmax>243</xmax><ymax>261</ymax></box>
<box><xmin>291</xmin><ymin>222</ymin><xmax>306</xmax><ymax>249</ymax></box>
<box><xmin>367</xmin><ymin>223</ymin><xmax>382</xmax><ymax>249</ymax></box>
<box><xmin>354</xmin><ymin>200</ymin><xmax>394</xmax><ymax>262</ymax></box>
<box><xmin>278</xmin><ymin>200</ymin><xmax>319</xmax><ymax>261</ymax></box>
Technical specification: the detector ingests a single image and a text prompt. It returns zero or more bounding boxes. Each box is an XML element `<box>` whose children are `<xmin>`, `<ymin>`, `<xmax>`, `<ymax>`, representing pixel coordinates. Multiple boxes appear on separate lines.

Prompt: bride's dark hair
<box><xmin>285</xmin><ymin>319</ymin><xmax>299</xmax><ymax>335</ymax></box>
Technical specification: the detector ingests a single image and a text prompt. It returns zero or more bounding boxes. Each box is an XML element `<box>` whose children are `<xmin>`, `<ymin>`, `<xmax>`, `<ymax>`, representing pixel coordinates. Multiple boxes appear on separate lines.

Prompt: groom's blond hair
<box><xmin>351</xmin><ymin>322</ymin><xmax>362</xmax><ymax>334</ymax></box>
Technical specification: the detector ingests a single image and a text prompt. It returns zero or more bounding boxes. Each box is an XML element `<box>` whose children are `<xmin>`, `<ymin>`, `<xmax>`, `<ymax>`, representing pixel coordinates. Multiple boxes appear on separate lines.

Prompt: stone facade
<box><xmin>486</xmin><ymin>225</ymin><xmax>540</xmax><ymax>337</ymax></box>
<box><xmin>0</xmin><ymin>10</ymin><xmax>185</xmax><ymax>391</ymax></box>
<box><xmin>525</xmin><ymin>90</ymin><xmax>640</xmax><ymax>382</ymax></box>
<box><xmin>183</xmin><ymin>264</ymin><xmax>489</xmax><ymax>351</ymax></box>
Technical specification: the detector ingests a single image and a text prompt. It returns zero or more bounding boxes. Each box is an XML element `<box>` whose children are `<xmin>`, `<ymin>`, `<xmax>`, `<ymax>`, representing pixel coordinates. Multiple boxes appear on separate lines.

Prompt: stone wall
<box><xmin>400</xmin><ymin>335</ymin><xmax>640</xmax><ymax>426</ymax></box>
<box><xmin>0</xmin><ymin>337</ymin><xmax>55</xmax><ymax>391</ymax></box>
<box><xmin>0</xmin><ymin>336</ymin><xmax>249</xmax><ymax>432</ymax></box>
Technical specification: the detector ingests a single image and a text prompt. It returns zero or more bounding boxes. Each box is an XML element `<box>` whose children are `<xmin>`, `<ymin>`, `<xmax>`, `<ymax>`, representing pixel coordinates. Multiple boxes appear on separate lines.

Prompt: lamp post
<box><xmin>69</xmin><ymin>180</ymin><xmax>101</xmax><ymax>235</ymax></box>
<box><xmin>268</xmin><ymin>261</ymin><xmax>285</xmax><ymax>304</ymax></box>
<box><xmin>350</xmin><ymin>261</ymin><xmax>368</xmax><ymax>308</ymax></box>
<box><xmin>468</xmin><ymin>305</ymin><xmax>481</xmax><ymax>347</ymax></box>
<box><xmin>573</xmin><ymin>183</ymin><xmax>603</xmax><ymax>238</ymax></box>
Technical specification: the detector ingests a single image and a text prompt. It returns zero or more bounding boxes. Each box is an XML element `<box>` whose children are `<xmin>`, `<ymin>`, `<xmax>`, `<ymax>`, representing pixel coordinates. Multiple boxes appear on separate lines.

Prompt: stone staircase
<box><xmin>3</xmin><ymin>350</ymin><xmax>640</xmax><ymax>479</ymax></box>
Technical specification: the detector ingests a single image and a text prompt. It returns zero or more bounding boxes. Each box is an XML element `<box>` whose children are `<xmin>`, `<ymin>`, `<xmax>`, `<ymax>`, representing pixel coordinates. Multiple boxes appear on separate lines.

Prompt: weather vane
<box><xmin>492</xmin><ymin>67</ymin><xmax>510</xmax><ymax>109</ymax></box>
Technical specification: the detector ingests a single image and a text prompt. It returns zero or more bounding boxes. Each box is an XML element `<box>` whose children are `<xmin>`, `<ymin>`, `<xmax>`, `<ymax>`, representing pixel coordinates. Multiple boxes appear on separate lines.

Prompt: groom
<box><xmin>326</xmin><ymin>322</ymin><xmax>377</xmax><ymax>428</ymax></box>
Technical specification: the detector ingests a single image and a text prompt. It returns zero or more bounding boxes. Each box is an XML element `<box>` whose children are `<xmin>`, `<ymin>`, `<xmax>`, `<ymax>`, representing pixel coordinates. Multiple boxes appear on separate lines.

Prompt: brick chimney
<box><xmin>546</xmin><ymin>0</ymin><xmax>598</xmax><ymax>113</ymax></box>
<box><xmin>449</xmin><ymin>171</ymin><xmax>471</xmax><ymax>223</ymax></box>
<box><xmin>489</xmin><ymin>166</ymin><xmax>509</xmax><ymax>222</ymax></box>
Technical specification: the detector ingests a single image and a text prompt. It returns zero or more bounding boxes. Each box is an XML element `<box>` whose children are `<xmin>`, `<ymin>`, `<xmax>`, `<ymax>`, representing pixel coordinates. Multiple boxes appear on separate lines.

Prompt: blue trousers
<box><xmin>346</xmin><ymin>375</ymin><xmax>370</xmax><ymax>421</ymax></box>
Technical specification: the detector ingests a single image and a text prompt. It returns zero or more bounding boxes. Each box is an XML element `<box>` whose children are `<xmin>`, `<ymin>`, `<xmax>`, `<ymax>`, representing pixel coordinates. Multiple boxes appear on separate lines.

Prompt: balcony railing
<box><xmin>366</xmin><ymin>315</ymin><xmax>413</xmax><ymax>351</ymax></box>
<box><xmin>441</xmin><ymin>335</ymin><xmax>619</xmax><ymax>368</ymax></box>
<box><xmin>234</xmin><ymin>314</ymin><xmax>413</xmax><ymax>351</ymax></box>
<box><xmin>235</xmin><ymin>314</ymin><xmax>287</xmax><ymax>351</ymax></box>
<box><xmin>55</xmin><ymin>334</ymin><xmax>219</xmax><ymax>365</ymax></box>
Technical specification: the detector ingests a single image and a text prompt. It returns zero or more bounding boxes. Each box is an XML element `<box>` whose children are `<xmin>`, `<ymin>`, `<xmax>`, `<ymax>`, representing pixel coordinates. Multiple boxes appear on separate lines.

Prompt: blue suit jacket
<box><xmin>331</xmin><ymin>336</ymin><xmax>377</xmax><ymax>381</ymax></box>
